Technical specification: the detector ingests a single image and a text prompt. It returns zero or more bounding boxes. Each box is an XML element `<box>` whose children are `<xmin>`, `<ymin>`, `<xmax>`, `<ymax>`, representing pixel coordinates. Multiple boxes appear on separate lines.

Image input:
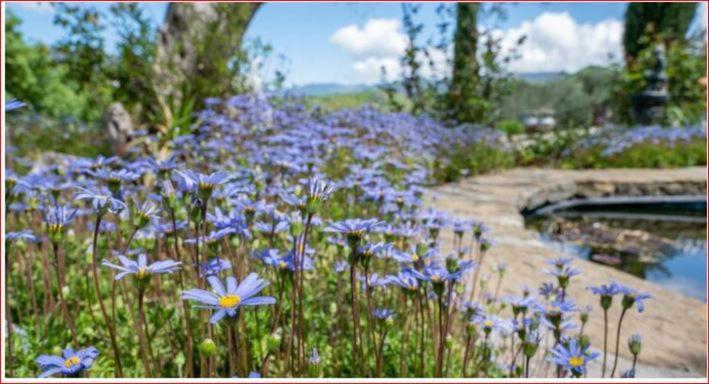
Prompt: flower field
<box><xmin>5</xmin><ymin>95</ymin><xmax>652</xmax><ymax>378</ymax></box>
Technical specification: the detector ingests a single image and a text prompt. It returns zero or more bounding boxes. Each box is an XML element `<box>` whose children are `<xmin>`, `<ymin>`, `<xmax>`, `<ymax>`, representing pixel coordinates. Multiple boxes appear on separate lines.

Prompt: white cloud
<box><xmin>330</xmin><ymin>12</ymin><xmax>623</xmax><ymax>83</ymax></box>
<box><xmin>11</xmin><ymin>2</ymin><xmax>55</xmax><ymax>14</ymax></box>
<box><xmin>497</xmin><ymin>12</ymin><xmax>623</xmax><ymax>73</ymax></box>
<box><xmin>330</xmin><ymin>18</ymin><xmax>451</xmax><ymax>84</ymax></box>
<box><xmin>351</xmin><ymin>57</ymin><xmax>400</xmax><ymax>83</ymax></box>
<box><xmin>329</xmin><ymin>18</ymin><xmax>407</xmax><ymax>60</ymax></box>
<box><xmin>329</xmin><ymin>18</ymin><xmax>409</xmax><ymax>83</ymax></box>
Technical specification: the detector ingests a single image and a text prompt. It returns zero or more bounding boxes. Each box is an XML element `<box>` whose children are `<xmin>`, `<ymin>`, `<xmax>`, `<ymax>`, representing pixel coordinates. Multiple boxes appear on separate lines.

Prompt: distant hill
<box><xmin>288</xmin><ymin>83</ymin><xmax>375</xmax><ymax>96</ymax></box>
<box><xmin>290</xmin><ymin>72</ymin><xmax>566</xmax><ymax>97</ymax></box>
<box><xmin>514</xmin><ymin>71</ymin><xmax>567</xmax><ymax>83</ymax></box>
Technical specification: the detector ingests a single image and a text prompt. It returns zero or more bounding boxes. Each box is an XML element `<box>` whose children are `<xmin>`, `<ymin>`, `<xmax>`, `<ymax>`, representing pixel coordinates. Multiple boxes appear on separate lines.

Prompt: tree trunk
<box><xmin>153</xmin><ymin>2</ymin><xmax>261</xmax><ymax>114</ymax></box>
<box><xmin>448</xmin><ymin>3</ymin><xmax>481</xmax><ymax>124</ymax></box>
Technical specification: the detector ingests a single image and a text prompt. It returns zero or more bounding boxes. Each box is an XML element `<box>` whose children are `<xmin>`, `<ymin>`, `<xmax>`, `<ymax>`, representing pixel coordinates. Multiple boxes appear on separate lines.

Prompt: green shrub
<box><xmin>516</xmin><ymin>129</ymin><xmax>588</xmax><ymax>167</ymax></box>
<box><xmin>434</xmin><ymin>143</ymin><xmax>515</xmax><ymax>183</ymax></box>
<box><xmin>561</xmin><ymin>137</ymin><xmax>707</xmax><ymax>169</ymax></box>
<box><xmin>496</xmin><ymin>119</ymin><xmax>524</xmax><ymax>136</ymax></box>
<box><xmin>7</xmin><ymin>115</ymin><xmax>111</xmax><ymax>162</ymax></box>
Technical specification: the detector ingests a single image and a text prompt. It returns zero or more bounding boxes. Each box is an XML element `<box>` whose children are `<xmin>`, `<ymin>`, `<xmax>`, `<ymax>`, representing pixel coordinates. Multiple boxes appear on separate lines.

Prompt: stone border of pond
<box><xmin>426</xmin><ymin>167</ymin><xmax>707</xmax><ymax>378</ymax></box>
<box><xmin>526</xmin><ymin>194</ymin><xmax>706</xmax><ymax>216</ymax></box>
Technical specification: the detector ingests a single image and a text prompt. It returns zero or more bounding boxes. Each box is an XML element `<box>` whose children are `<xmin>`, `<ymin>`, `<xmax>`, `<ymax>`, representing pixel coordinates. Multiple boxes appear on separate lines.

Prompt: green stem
<box><xmin>90</xmin><ymin>216</ymin><xmax>124</xmax><ymax>377</ymax></box>
<box><xmin>51</xmin><ymin>241</ymin><xmax>78</xmax><ymax>345</ymax></box>
<box><xmin>462</xmin><ymin>333</ymin><xmax>471</xmax><ymax>377</ymax></box>
<box><xmin>399</xmin><ymin>297</ymin><xmax>409</xmax><ymax>377</ymax></box>
<box><xmin>5</xmin><ymin>244</ymin><xmax>14</xmax><ymax>377</ymax></box>
<box><xmin>349</xmin><ymin>262</ymin><xmax>362</xmax><ymax>375</ymax></box>
<box><xmin>136</xmin><ymin>287</ymin><xmax>154</xmax><ymax>377</ymax></box>
<box><xmin>169</xmin><ymin>208</ymin><xmax>194</xmax><ymax>377</ymax></box>
<box><xmin>610</xmin><ymin>308</ymin><xmax>628</xmax><ymax>378</ymax></box>
<box><xmin>602</xmin><ymin>308</ymin><xmax>608</xmax><ymax>378</ymax></box>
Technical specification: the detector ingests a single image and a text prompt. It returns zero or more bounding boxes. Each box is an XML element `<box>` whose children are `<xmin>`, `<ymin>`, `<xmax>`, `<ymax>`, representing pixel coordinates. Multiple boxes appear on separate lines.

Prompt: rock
<box><xmin>592</xmin><ymin>181</ymin><xmax>616</xmax><ymax>195</ymax></box>
<box><xmin>591</xmin><ymin>253</ymin><xmax>622</xmax><ymax>265</ymax></box>
<box><xmin>104</xmin><ymin>102</ymin><xmax>133</xmax><ymax>156</ymax></box>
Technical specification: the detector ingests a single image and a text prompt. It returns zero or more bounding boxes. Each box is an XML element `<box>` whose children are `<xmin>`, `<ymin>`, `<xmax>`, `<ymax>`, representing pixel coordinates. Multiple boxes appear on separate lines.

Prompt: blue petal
<box><xmin>35</xmin><ymin>355</ymin><xmax>64</xmax><ymax>368</ymax></box>
<box><xmin>210</xmin><ymin>309</ymin><xmax>227</xmax><ymax>324</ymax></box>
<box><xmin>38</xmin><ymin>367</ymin><xmax>62</xmax><ymax>378</ymax></box>
<box><xmin>77</xmin><ymin>347</ymin><xmax>99</xmax><ymax>360</ymax></box>
<box><xmin>102</xmin><ymin>260</ymin><xmax>130</xmax><ymax>273</ymax></box>
<box><xmin>241</xmin><ymin>296</ymin><xmax>276</xmax><ymax>306</ymax></box>
<box><xmin>61</xmin><ymin>348</ymin><xmax>74</xmax><ymax>359</ymax></box>
<box><xmin>207</xmin><ymin>276</ymin><xmax>226</xmax><ymax>296</ymax></box>
<box><xmin>182</xmin><ymin>289</ymin><xmax>219</xmax><ymax>305</ymax></box>
<box><xmin>117</xmin><ymin>255</ymin><xmax>136</xmax><ymax>269</ymax></box>
<box><xmin>236</xmin><ymin>273</ymin><xmax>268</xmax><ymax>299</ymax></box>
<box><xmin>148</xmin><ymin>260</ymin><xmax>181</xmax><ymax>274</ymax></box>
<box><xmin>226</xmin><ymin>276</ymin><xmax>238</xmax><ymax>294</ymax></box>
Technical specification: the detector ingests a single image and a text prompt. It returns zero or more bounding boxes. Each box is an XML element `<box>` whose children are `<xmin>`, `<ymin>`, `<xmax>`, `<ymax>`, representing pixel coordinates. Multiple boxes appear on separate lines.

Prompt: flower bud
<box><xmin>197</xmin><ymin>184</ymin><xmax>214</xmax><ymax>203</ymax></box>
<box><xmin>600</xmin><ymin>295</ymin><xmax>613</xmax><ymax>310</ymax></box>
<box><xmin>61</xmin><ymin>285</ymin><xmax>71</xmax><ymax>300</ymax></box>
<box><xmin>445</xmin><ymin>257</ymin><xmax>458</xmax><ymax>274</ymax></box>
<box><xmin>466</xmin><ymin>322</ymin><xmax>477</xmax><ymax>336</ymax></box>
<box><xmin>523</xmin><ymin>341</ymin><xmax>538</xmax><ymax>358</ymax></box>
<box><xmin>622</xmin><ymin>294</ymin><xmax>636</xmax><ymax>310</ymax></box>
<box><xmin>628</xmin><ymin>334</ymin><xmax>642</xmax><ymax>356</ymax></box>
<box><xmin>200</xmin><ymin>338</ymin><xmax>217</xmax><ymax>357</ymax></box>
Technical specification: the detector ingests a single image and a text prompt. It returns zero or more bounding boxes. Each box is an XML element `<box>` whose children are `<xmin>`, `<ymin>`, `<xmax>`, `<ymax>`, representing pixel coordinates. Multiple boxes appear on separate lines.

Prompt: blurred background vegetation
<box><xmin>4</xmin><ymin>2</ymin><xmax>707</xmax><ymax>175</ymax></box>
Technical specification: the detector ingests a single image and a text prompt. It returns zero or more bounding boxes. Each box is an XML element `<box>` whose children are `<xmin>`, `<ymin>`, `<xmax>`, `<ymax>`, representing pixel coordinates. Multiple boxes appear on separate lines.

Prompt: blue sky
<box><xmin>5</xmin><ymin>2</ymin><xmax>707</xmax><ymax>85</ymax></box>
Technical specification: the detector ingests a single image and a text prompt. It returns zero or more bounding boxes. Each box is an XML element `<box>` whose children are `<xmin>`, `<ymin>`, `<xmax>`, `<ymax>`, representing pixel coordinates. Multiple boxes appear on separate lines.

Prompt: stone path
<box><xmin>425</xmin><ymin>167</ymin><xmax>707</xmax><ymax>378</ymax></box>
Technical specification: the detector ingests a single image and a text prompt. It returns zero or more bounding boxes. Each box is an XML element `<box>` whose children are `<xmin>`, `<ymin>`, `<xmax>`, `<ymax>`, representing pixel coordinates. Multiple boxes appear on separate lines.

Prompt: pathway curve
<box><xmin>426</xmin><ymin>167</ymin><xmax>707</xmax><ymax>377</ymax></box>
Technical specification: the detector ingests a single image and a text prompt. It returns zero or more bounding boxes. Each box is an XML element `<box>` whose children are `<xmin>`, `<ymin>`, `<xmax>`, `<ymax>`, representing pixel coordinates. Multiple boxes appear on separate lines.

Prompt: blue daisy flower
<box><xmin>102</xmin><ymin>253</ymin><xmax>181</xmax><ymax>280</ymax></box>
<box><xmin>548</xmin><ymin>337</ymin><xmax>599</xmax><ymax>376</ymax></box>
<box><xmin>35</xmin><ymin>346</ymin><xmax>99</xmax><ymax>378</ymax></box>
<box><xmin>182</xmin><ymin>273</ymin><xmax>276</xmax><ymax>323</ymax></box>
<box><xmin>618</xmin><ymin>286</ymin><xmax>652</xmax><ymax>312</ymax></box>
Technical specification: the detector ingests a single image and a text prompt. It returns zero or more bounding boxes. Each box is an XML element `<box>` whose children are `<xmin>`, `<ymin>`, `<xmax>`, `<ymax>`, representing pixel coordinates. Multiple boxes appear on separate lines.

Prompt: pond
<box><xmin>525</xmin><ymin>197</ymin><xmax>707</xmax><ymax>301</ymax></box>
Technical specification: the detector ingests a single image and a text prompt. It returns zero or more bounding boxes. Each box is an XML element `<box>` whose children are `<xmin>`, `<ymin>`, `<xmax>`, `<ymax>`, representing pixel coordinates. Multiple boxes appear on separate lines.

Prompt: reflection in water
<box><xmin>526</xmin><ymin>205</ymin><xmax>707</xmax><ymax>301</ymax></box>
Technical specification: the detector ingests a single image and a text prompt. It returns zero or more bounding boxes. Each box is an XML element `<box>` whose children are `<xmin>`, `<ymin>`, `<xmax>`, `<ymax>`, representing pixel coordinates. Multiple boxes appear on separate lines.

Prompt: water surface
<box><xmin>526</xmin><ymin>202</ymin><xmax>707</xmax><ymax>300</ymax></box>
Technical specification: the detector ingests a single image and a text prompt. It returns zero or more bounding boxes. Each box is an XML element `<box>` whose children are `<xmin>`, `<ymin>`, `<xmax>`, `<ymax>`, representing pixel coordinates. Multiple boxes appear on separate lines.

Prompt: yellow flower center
<box><xmin>484</xmin><ymin>320</ymin><xmax>494</xmax><ymax>327</ymax></box>
<box><xmin>568</xmin><ymin>356</ymin><xmax>584</xmax><ymax>367</ymax></box>
<box><xmin>64</xmin><ymin>356</ymin><xmax>80</xmax><ymax>369</ymax></box>
<box><xmin>218</xmin><ymin>294</ymin><xmax>241</xmax><ymax>309</ymax></box>
<box><xmin>278</xmin><ymin>261</ymin><xmax>288</xmax><ymax>269</ymax></box>
<box><xmin>136</xmin><ymin>267</ymin><xmax>148</xmax><ymax>279</ymax></box>
<box><xmin>48</xmin><ymin>223</ymin><xmax>63</xmax><ymax>234</ymax></box>
<box><xmin>431</xmin><ymin>274</ymin><xmax>441</xmax><ymax>282</ymax></box>
<box><xmin>411</xmin><ymin>254</ymin><xmax>419</xmax><ymax>262</ymax></box>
